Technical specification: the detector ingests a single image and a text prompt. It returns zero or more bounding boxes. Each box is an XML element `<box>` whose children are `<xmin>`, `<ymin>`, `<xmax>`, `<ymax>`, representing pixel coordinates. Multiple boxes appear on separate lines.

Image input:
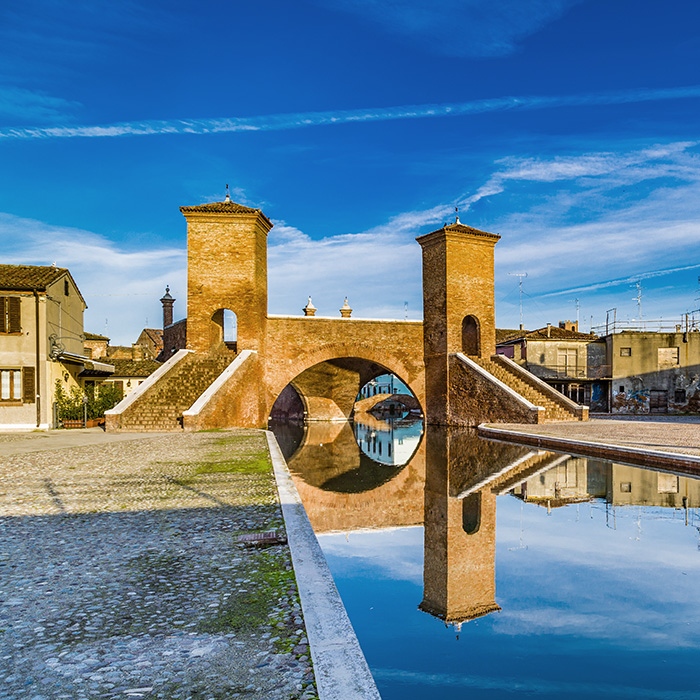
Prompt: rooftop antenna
<box><xmin>404</xmin><ymin>301</ymin><xmax>408</xmax><ymax>321</ymax></box>
<box><xmin>224</xmin><ymin>183</ymin><xmax>231</xmax><ymax>202</ymax></box>
<box><xmin>632</xmin><ymin>281</ymin><xmax>643</xmax><ymax>325</ymax></box>
<box><xmin>569</xmin><ymin>298</ymin><xmax>580</xmax><ymax>326</ymax></box>
<box><xmin>508</xmin><ymin>272</ymin><xmax>528</xmax><ymax>329</ymax></box>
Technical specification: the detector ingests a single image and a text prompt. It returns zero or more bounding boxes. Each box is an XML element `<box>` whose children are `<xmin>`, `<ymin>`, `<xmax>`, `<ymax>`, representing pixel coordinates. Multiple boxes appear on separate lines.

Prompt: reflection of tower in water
<box><xmin>419</xmin><ymin>428</ymin><xmax>502</xmax><ymax>630</ymax></box>
<box><xmin>419</xmin><ymin>428</ymin><xmax>568</xmax><ymax>632</ymax></box>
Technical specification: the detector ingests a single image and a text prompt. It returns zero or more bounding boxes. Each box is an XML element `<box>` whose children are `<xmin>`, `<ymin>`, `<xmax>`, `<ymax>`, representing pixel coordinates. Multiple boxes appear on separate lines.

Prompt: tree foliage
<box><xmin>54</xmin><ymin>380</ymin><xmax>123</xmax><ymax>421</ymax></box>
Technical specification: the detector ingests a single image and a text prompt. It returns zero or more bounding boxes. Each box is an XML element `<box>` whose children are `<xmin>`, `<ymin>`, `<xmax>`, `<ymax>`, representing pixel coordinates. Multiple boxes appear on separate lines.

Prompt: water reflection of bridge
<box><xmin>275</xmin><ymin>417</ymin><xmax>700</xmax><ymax>630</ymax></box>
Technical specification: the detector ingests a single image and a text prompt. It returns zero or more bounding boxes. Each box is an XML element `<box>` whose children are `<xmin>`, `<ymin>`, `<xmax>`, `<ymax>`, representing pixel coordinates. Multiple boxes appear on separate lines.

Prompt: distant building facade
<box><xmin>496</xmin><ymin>321</ymin><xmax>609</xmax><ymax>411</ymax></box>
<box><xmin>0</xmin><ymin>264</ymin><xmax>112</xmax><ymax>429</ymax></box>
<box><xmin>606</xmin><ymin>329</ymin><xmax>700</xmax><ymax>414</ymax></box>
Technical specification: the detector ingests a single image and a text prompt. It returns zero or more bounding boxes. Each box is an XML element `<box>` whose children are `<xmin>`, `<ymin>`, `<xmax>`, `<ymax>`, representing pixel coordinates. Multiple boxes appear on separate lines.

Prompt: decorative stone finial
<box><xmin>340</xmin><ymin>296</ymin><xmax>352</xmax><ymax>318</ymax></box>
<box><xmin>224</xmin><ymin>183</ymin><xmax>231</xmax><ymax>202</ymax></box>
<box><xmin>455</xmin><ymin>206</ymin><xmax>460</xmax><ymax>224</ymax></box>
<box><xmin>303</xmin><ymin>296</ymin><xmax>317</xmax><ymax>317</ymax></box>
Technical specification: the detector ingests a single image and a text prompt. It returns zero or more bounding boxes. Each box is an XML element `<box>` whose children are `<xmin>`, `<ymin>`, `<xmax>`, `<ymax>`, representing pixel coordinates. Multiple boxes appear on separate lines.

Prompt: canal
<box><xmin>270</xmin><ymin>415</ymin><xmax>700</xmax><ymax>699</ymax></box>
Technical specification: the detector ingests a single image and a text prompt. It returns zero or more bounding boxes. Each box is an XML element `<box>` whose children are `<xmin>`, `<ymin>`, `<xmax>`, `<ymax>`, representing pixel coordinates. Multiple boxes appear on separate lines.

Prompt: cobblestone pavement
<box><xmin>0</xmin><ymin>430</ymin><xmax>318</xmax><ymax>700</ymax></box>
<box><xmin>488</xmin><ymin>415</ymin><xmax>700</xmax><ymax>457</ymax></box>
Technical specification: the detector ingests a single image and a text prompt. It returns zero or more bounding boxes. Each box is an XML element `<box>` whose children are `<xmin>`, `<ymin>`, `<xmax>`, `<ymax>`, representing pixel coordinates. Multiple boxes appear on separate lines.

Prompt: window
<box><xmin>1</xmin><ymin>367</ymin><xmax>35</xmax><ymax>403</ymax></box>
<box><xmin>0</xmin><ymin>297</ymin><xmax>21</xmax><ymax>334</ymax></box>
<box><xmin>620</xmin><ymin>347</ymin><xmax>631</xmax><ymax>357</ymax></box>
<box><xmin>658</xmin><ymin>347</ymin><xmax>680</xmax><ymax>369</ymax></box>
<box><xmin>675</xmin><ymin>389</ymin><xmax>686</xmax><ymax>403</ymax></box>
<box><xmin>620</xmin><ymin>482</ymin><xmax>632</xmax><ymax>493</ymax></box>
<box><xmin>619</xmin><ymin>385</ymin><xmax>625</xmax><ymax>393</ymax></box>
<box><xmin>557</xmin><ymin>348</ymin><xmax>578</xmax><ymax>376</ymax></box>
<box><xmin>658</xmin><ymin>474</ymin><xmax>679</xmax><ymax>494</ymax></box>
<box><xmin>64</xmin><ymin>279</ymin><xmax>70</xmax><ymax>296</ymax></box>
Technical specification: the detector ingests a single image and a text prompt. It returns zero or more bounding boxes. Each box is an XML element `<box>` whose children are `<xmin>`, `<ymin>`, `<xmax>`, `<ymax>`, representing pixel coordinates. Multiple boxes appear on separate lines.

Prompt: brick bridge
<box><xmin>106</xmin><ymin>197</ymin><xmax>587</xmax><ymax>432</ymax></box>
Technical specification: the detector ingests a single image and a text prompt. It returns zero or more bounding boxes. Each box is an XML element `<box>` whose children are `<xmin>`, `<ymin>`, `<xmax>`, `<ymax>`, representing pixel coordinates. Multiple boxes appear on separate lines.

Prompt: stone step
<box><xmin>472</xmin><ymin>355</ymin><xmax>577</xmax><ymax>423</ymax></box>
<box><xmin>115</xmin><ymin>352</ymin><xmax>235</xmax><ymax>430</ymax></box>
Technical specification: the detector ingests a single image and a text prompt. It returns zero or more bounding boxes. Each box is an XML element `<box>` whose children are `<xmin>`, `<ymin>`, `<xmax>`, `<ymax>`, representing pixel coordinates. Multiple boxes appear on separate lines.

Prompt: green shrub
<box><xmin>54</xmin><ymin>380</ymin><xmax>123</xmax><ymax>421</ymax></box>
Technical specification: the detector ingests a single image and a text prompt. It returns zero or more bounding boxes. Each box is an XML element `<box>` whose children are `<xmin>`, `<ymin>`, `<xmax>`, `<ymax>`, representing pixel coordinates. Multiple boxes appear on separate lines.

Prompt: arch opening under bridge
<box><xmin>268</xmin><ymin>355</ymin><xmax>423</xmax><ymax>423</ymax></box>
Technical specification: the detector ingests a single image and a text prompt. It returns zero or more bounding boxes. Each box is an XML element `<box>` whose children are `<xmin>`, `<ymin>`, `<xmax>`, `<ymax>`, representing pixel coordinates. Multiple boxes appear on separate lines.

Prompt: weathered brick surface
<box><xmin>448</xmin><ymin>354</ymin><xmax>541</xmax><ymax>426</ymax></box>
<box><xmin>184</xmin><ymin>208</ymin><xmax>271</xmax><ymax>354</ymax></box>
<box><xmin>110</xmin><ymin>352</ymin><xmax>233</xmax><ymax>431</ymax></box>
<box><xmin>182</xmin><ymin>352</ymin><xmax>265</xmax><ymax>431</ymax></box>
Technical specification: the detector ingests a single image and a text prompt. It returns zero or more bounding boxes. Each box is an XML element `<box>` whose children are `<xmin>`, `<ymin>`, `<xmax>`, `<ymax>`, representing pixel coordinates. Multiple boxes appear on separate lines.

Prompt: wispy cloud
<box><xmin>540</xmin><ymin>263</ymin><xmax>700</xmax><ymax>298</ymax></box>
<box><xmin>0</xmin><ymin>86</ymin><xmax>79</xmax><ymax>123</ymax></box>
<box><xmin>3</xmin><ymin>85</ymin><xmax>700</xmax><ymax>139</ymax></box>
<box><xmin>267</xmin><ymin>211</ymin><xmax>436</xmax><ymax>319</ymax></box>
<box><xmin>6</xmin><ymin>137</ymin><xmax>700</xmax><ymax>339</ymax></box>
<box><xmin>313</xmin><ymin>0</ymin><xmax>582</xmax><ymax>58</ymax></box>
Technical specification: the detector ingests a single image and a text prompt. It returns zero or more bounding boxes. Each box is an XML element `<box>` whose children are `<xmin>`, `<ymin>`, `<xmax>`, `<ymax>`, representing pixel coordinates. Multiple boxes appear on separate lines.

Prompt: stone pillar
<box><xmin>417</xmin><ymin>221</ymin><xmax>500</xmax><ymax>425</ymax></box>
<box><xmin>303</xmin><ymin>297</ymin><xmax>317</xmax><ymax>317</ymax></box>
<box><xmin>181</xmin><ymin>197</ymin><xmax>272</xmax><ymax>354</ymax></box>
<box><xmin>339</xmin><ymin>297</ymin><xmax>352</xmax><ymax>318</ymax></box>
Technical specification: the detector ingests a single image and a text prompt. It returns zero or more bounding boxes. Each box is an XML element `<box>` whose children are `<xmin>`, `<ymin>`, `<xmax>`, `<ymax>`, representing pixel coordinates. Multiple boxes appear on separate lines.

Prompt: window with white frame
<box><xmin>0</xmin><ymin>369</ymin><xmax>22</xmax><ymax>401</ymax></box>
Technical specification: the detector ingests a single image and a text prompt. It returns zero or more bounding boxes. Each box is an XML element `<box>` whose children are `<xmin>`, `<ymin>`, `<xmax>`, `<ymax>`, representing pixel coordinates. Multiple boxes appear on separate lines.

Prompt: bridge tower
<box><xmin>417</xmin><ymin>219</ymin><xmax>500</xmax><ymax>424</ymax></box>
<box><xmin>181</xmin><ymin>195</ymin><xmax>273</xmax><ymax>354</ymax></box>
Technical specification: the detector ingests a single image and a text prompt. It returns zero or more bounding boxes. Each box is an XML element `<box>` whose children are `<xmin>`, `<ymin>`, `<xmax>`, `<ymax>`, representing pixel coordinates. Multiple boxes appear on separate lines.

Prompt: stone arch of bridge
<box><xmin>266</xmin><ymin>342</ymin><xmax>424</xmax><ymax>423</ymax></box>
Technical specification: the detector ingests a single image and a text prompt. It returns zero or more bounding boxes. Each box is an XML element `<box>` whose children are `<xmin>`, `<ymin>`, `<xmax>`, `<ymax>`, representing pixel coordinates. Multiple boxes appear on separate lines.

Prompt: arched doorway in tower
<box><xmin>210</xmin><ymin>308</ymin><xmax>238</xmax><ymax>351</ymax></box>
<box><xmin>462</xmin><ymin>315</ymin><xmax>480</xmax><ymax>356</ymax></box>
<box><xmin>462</xmin><ymin>492</ymin><xmax>481</xmax><ymax>534</ymax></box>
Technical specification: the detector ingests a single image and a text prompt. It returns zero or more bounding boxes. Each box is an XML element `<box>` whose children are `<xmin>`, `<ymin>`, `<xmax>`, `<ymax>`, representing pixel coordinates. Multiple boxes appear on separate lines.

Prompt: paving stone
<box><xmin>0</xmin><ymin>430</ymin><xmax>319</xmax><ymax>700</ymax></box>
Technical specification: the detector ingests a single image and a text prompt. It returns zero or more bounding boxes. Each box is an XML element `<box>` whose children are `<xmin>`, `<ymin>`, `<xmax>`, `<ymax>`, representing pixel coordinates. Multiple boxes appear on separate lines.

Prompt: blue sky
<box><xmin>3</xmin><ymin>1</ymin><xmax>700</xmax><ymax>342</ymax></box>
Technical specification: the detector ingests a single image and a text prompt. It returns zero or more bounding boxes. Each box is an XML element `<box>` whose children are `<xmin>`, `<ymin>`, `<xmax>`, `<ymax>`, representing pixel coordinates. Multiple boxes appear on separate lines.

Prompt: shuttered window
<box><xmin>0</xmin><ymin>297</ymin><xmax>21</xmax><ymax>334</ymax></box>
<box><xmin>22</xmin><ymin>366</ymin><xmax>36</xmax><ymax>403</ymax></box>
<box><xmin>0</xmin><ymin>369</ymin><xmax>22</xmax><ymax>401</ymax></box>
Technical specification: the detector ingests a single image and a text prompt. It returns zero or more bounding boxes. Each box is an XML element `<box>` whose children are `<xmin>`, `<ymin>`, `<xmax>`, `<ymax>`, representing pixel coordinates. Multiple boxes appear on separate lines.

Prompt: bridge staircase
<box><xmin>106</xmin><ymin>350</ymin><xmax>235</xmax><ymax>431</ymax></box>
<box><xmin>470</xmin><ymin>354</ymin><xmax>587</xmax><ymax>422</ymax></box>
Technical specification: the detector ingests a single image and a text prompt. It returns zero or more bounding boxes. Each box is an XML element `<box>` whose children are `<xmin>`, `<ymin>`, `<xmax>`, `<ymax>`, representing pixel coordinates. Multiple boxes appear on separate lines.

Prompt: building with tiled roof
<box><xmin>135</xmin><ymin>327</ymin><xmax>163</xmax><ymax>360</ymax></box>
<box><xmin>0</xmin><ymin>263</ymin><xmax>113</xmax><ymax>429</ymax></box>
<box><xmin>496</xmin><ymin>321</ymin><xmax>608</xmax><ymax>411</ymax></box>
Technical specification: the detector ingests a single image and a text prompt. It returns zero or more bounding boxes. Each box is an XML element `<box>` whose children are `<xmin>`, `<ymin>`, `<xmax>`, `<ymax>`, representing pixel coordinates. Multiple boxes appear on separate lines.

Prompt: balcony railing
<box><xmin>592</xmin><ymin>317</ymin><xmax>700</xmax><ymax>336</ymax></box>
<box><xmin>526</xmin><ymin>363</ymin><xmax>612</xmax><ymax>380</ymax></box>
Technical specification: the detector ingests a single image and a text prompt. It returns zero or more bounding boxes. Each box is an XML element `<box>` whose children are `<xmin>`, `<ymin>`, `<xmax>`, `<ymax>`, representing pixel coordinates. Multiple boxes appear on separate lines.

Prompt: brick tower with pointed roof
<box><xmin>181</xmin><ymin>189</ymin><xmax>273</xmax><ymax>354</ymax></box>
<box><xmin>417</xmin><ymin>216</ymin><xmax>500</xmax><ymax>424</ymax></box>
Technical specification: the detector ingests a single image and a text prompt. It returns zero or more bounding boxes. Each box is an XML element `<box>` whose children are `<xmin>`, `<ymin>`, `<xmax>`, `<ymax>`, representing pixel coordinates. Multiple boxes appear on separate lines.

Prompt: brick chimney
<box><xmin>160</xmin><ymin>286</ymin><xmax>175</xmax><ymax>328</ymax></box>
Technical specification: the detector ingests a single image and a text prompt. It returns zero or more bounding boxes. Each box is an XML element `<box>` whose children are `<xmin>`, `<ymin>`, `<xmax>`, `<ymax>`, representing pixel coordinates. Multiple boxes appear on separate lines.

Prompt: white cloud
<box><xmin>5</xmin><ymin>137</ymin><xmax>700</xmax><ymax>341</ymax></box>
<box><xmin>462</xmin><ymin>141</ymin><xmax>700</xmax><ymax>326</ymax></box>
<box><xmin>3</xmin><ymin>86</ymin><xmax>700</xmax><ymax>139</ymax></box>
<box><xmin>267</xmin><ymin>204</ymin><xmax>450</xmax><ymax>319</ymax></box>
<box><xmin>0</xmin><ymin>213</ymin><xmax>185</xmax><ymax>343</ymax></box>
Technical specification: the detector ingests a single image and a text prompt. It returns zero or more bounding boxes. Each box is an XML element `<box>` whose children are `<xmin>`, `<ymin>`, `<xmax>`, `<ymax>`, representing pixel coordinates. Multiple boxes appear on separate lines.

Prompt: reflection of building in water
<box><xmin>510</xmin><ymin>457</ymin><xmax>594</xmax><ymax>509</ymax></box>
<box><xmin>509</xmin><ymin>457</ymin><xmax>700</xmax><ymax>511</ymax></box>
<box><xmin>357</xmin><ymin>373</ymin><xmax>410</xmax><ymax>399</ymax></box>
<box><xmin>420</xmin><ymin>429</ymin><xmax>580</xmax><ymax>630</ymax></box>
<box><xmin>353</xmin><ymin>415</ymin><xmax>423</xmax><ymax>467</ymax></box>
<box><xmin>278</xmin><ymin>416</ymin><xmax>426</xmax><ymax>534</ymax></box>
<box><xmin>608</xmin><ymin>464</ymin><xmax>700</xmax><ymax>509</ymax></box>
